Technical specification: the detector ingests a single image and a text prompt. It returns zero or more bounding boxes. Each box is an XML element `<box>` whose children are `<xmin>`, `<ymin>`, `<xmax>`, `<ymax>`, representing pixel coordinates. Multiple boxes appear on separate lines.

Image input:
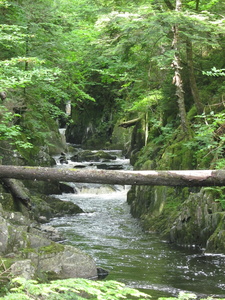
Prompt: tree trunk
<box><xmin>172</xmin><ymin>0</ymin><xmax>189</xmax><ymax>133</ymax></box>
<box><xmin>1</xmin><ymin>165</ymin><xmax>225</xmax><ymax>187</ymax></box>
<box><xmin>164</xmin><ymin>0</ymin><xmax>174</xmax><ymax>10</ymax></box>
<box><xmin>119</xmin><ymin>118</ymin><xmax>141</xmax><ymax>128</ymax></box>
<box><xmin>1</xmin><ymin>178</ymin><xmax>31</xmax><ymax>209</ymax></box>
<box><xmin>186</xmin><ymin>39</ymin><xmax>203</xmax><ymax>114</ymax></box>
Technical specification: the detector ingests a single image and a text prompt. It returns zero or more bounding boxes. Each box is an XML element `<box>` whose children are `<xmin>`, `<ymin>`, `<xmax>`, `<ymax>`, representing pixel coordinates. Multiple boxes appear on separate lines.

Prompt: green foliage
<box><xmin>158</xmin><ymin>290</ymin><xmax>224</xmax><ymax>300</ymax></box>
<box><xmin>203</xmin><ymin>67</ymin><xmax>225</xmax><ymax>77</ymax></box>
<box><xmin>0</xmin><ymin>0</ymin><xmax>225</xmax><ymax>159</ymax></box>
<box><xmin>0</xmin><ymin>106</ymin><xmax>32</xmax><ymax>150</ymax></box>
<box><xmin>0</xmin><ymin>57</ymin><xmax>61</xmax><ymax>89</ymax></box>
<box><xmin>0</xmin><ymin>24</ymin><xmax>27</xmax><ymax>47</ymax></box>
<box><xmin>0</xmin><ymin>277</ymin><xmax>151</xmax><ymax>300</ymax></box>
<box><xmin>127</xmin><ymin>90</ymin><xmax>162</xmax><ymax>113</ymax></box>
<box><xmin>184</xmin><ymin>111</ymin><xmax>225</xmax><ymax>168</ymax></box>
<box><xmin>1</xmin><ymin>278</ymin><xmax>224</xmax><ymax>300</ymax></box>
<box><xmin>204</xmin><ymin>187</ymin><xmax>225</xmax><ymax>209</ymax></box>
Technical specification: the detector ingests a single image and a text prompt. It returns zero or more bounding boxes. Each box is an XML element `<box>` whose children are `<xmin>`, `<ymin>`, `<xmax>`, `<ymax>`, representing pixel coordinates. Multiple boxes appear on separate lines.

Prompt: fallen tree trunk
<box><xmin>118</xmin><ymin>118</ymin><xmax>141</xmax><ymax>128</ymax></box>
<box><xmin>1</xmin><ymin>178</ymin><xmax>31</xmax><ymax>209</ymax></box>
<box><xmin>1</xmin><ymin>165</ymin><xmax>225</xmax><ymax>186</ymax></box>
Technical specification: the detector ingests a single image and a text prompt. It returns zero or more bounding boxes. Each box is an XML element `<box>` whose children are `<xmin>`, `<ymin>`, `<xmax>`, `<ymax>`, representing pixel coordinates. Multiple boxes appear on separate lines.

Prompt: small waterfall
<box><xmin>59</xmin><ymin>128</ymin><xmax>67</xmax><ymax>146</ymax></box>
<box><xmin>65</xmin><ymin>100</ymin><xmax>71</xmax><ymax>116</ymax></box>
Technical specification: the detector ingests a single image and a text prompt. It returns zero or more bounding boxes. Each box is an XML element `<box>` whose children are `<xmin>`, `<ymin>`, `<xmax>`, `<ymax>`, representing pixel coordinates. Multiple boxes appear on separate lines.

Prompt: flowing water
<box><xmin>50</xmin><ymin>149</ymin><xmax>225</xmax><ymax>299</ymax></box>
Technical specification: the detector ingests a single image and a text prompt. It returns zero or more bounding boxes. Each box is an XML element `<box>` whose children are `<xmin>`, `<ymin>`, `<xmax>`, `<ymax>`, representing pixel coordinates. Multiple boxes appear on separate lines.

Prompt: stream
<box><xmin>49</xmin><ymin>148</ymin><xmax>225</xmax><ymax>299</ymax></box>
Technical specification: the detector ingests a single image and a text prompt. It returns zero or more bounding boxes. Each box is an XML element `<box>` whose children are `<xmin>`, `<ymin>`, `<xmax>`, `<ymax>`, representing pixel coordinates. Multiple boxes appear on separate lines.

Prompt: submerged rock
<box><xmin>97</xmin><ymin>267</ymin><xmax>109</xmax><ymax>279</ymax></box>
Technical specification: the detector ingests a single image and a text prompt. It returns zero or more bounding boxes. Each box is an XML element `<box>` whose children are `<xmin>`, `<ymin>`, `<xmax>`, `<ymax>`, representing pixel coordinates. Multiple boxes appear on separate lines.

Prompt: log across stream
<box><xmin>47</xmin><ymin>150</ymin><xmax>225</xmax><ymax>299</ymax></box>
<box><xmin>2</xmin><ymin>165</ymin><xmax>225</xmax><ymax>186</ymax></box>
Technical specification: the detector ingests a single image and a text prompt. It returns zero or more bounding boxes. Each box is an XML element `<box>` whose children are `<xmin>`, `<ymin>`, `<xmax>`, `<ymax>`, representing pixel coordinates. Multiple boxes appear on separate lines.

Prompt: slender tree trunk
<box><xmin>145</xmin><ymin>112</ymin><xmax>149</xmax><ymax>146</ymax></box>
<box><xmin>186</xmin><ymin>39</ymin><xmax>203</xmax><ymax>114</ymax></box>
<box><xmin>196</xmin><ymin>0</ymin><xmax>200</xmax><ymax>11</ymax></box>
<box><xmin>164</xmin><ymin>0</ymin><xmax>174</xmax><ymax>10</ymax></box>
<box><xmin>171</xmin><ymin>0</ymin><xmax>189</xmax><ymax>133</ymax></box>
<box><xmin>1</xmin><ymin>165</ymin><xmax>225</xmax><ymax>187</ymax></box>
<box><xmin>184</xmin><ymin>0</ymin><xmax>203</xmax><ymax>114</ymax></box>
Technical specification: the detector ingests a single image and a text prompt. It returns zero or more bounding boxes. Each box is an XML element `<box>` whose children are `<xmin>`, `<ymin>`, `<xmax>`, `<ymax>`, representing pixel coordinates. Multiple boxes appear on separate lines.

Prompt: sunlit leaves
<box><xmin>0</xmin><ymin>25</ymin><xmax>27</xmax><ymax>46</ymax></box>
<box><xmin>0</xmin><ymin>0</ymin><xmax>10</xmax><ymax>8</ymax></box>
<box><xmin>0</xmin><ymin>106</ymin><xmax>33</xmax><ymax>149</ymax></box>
<box><xmin>0</xmin><ymin>57</ymin><xmax>61</xmax><ymax>89</ymax></box>
<box><xmin>128</xmin><ymin>90</ymin><xmax>163</xmax><ymax>112</ymax></box>
<box><xmin>3</xmin><ymin>277</ymin><xmax>151</xmax><ymax>300</ymax></box>
<box><xmin>186</xmin><ymin>0</ymin><xmax>222</xmax><ymax>11</ymax></box>
<box><xmin>203</xmin><ymin>67</ymin><xmax>225</xmax><ymax>77</ymax></box>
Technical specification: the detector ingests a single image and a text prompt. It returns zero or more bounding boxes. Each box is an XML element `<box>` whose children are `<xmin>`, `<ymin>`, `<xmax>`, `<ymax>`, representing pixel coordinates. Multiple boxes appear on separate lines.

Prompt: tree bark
<box><xmin>1</xmin><ymin>178</ymin><xmax>31</xmax><ymax>209</ymax></box>
<box><xmin>171</xmin><ymin>0</ymin><xmax>189</xmax><ymax>133</ymax></box>
<box><xmin>186</xmin><ymin>39</ymin><xmax>203</xmax><ymax>114</ymax></box>
<box><xmin>1</xmin><ymin>165</ymin><xmax>225</xmax><ymax>187</ymax></box>
<box><xmin>119</xmin><ymin>118</ymin><xmax>141</xmax><ymax>128</ymax></box>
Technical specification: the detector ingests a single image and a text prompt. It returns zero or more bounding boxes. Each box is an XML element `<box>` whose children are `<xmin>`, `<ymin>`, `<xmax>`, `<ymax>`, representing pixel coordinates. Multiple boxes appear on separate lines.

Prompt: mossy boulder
<box><xmin>70</xmin><ymin>150</ymin><xmax>116</xmax><ymax>162</ymax></box>
<box><xmin>0</xmin><ymin>203</ymin><xmax>97</xmax><ymax>281</ymax></box>
<box><xmin>111</xmin><ymin>120</ymin><xmax>133</xmax><ymax>152</ymax></box>
<box><xmin>31</xmin><ymin>195</ymin><xmax>83</xmax><ymax>223</ymax></box>
<box><xmin>20</xmin><ymin>244</ymin><xmax>97</xmax><ymax>281</ymax></box>
<box><xmin>205</xmin><ymin>212</ymin><xmax>225</xmax><ymax>253</ymax></box>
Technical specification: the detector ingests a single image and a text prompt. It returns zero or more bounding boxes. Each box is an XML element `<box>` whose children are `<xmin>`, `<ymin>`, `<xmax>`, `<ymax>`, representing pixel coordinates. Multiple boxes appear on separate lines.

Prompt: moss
<box><xmin>158</xmin><ymin>141</ymin><xmax>195</xmax><ymax>170</ymax></box>
<box><xmin>206</xmin><ymin>213</ymin><xmax>225</xmax><ymax>253</ymax></box>
<box><xmin>19</xmin><ymin>242</ymin><xmax>65</xmax><ymax>257</ymax></box>
<box><xmin>20</xmin><ymin>247</ymin><xmax>37</xmax><ymax>256</ymax></box>
<box><xmin>140</xmin><ymin>187</ymin><xmax>184</xmax><ymax>234</ymax></box>
<box><xmin>0</xmin><ymin>193</ymin><xmax>15</xmax><ymax>212</ymax></box>
<box><xmin>141</xmin><ymin>160</ymin><xmax>155</xmax><ymax>170</ymax></box>
<box><xmin>0</xmin><ymin>257</ymin><xmax>17</xmax><ymax>292</ymax></box>
<box><xmin>187</xmin><ymin>105</ymin><xmax>197</xmax><ymax>121</ymax></box>
<box><xmin>0</xmin><ymin>257</ymin><xmax>16</xmax><ymax>271</ymax></box>
<box><xmin>38</xmin><ymin>242</ymin><xmax>64</xmax><ymax>255</ymax></box>
<box><xmin>52</xmin><ymin>200</ymin><xmax>83</xmax><ymax>215</ymax></box>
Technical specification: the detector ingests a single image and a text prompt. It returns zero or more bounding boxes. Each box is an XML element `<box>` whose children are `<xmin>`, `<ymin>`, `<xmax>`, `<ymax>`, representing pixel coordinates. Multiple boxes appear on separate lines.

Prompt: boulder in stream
<box><xmin>70</xmin><ymin>150</ymin><xmax>116</xmax><ymax>162</ymax></box>
<box><xmin>0</xmin><ymin>202</ymin><xmax>97</xmax><ymax>281</ymax></box>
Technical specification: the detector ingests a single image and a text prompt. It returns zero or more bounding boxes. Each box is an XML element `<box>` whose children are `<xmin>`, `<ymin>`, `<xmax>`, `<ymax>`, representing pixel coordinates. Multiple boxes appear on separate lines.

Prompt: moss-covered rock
<box><xmin>0</xmin><ymin>202</ymin><xmax>97</xmax><ymax>281</ymax></box>
<box><xmin>205</xmin><ymin>212</ymin><xmax>225</xmax><ymax>253</ymax></box>
<box><xmin>30</xmin><ymin>195</ymin><xmax>83</xmax><ymax>222</ymax></box>
<box><xmin>70</xmin><ymin>150</ymin><xmax>116</xmax><ymax>162</ymax></box>
<box><xmin>129</xmin><ymin>128</ymin><xmax>225</xmax><ymax>253</ymax></box>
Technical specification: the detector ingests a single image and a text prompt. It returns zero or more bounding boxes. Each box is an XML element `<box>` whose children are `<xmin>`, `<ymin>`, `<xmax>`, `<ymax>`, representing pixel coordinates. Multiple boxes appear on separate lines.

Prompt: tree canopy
<box><xmin>0</xmin><ymin>0</ymin><xmax>225</xmax><ymax>163</ymax></box>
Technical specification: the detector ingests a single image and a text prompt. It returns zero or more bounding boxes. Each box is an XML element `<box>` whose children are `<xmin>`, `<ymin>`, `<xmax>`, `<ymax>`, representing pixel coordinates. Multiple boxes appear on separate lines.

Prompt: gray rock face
<box><xmin>0</xmin><ymin>216</ymin><xmax>9</xmax><ymax>253</ymax></box>
<box><xmin>128</xmin><ymin>185</ymin><xmax>225</xmax><ymax>253</ymax></box>
<box><xmin>11</xmin><ymin>260</ymin><xmax>36</xmax><ymax>280</ymax></box>
<box><xmin>33</xmin><ymin>245</ymin><xmax>97</xmax><ymax>280</ymax></box>
<box><xmin>11</xmin><ymin>245</ymin><xmax>97</xmax><ymax>280</ymax></box>
<box><xmin>169</xmin><ymin>189</ymin><xmax>225</xmax><ymax>252</ymax></box>
<box><xmin>0</xmin><ymin>203</ymin><xmax>97</xmax><ymax>280</ymax></box>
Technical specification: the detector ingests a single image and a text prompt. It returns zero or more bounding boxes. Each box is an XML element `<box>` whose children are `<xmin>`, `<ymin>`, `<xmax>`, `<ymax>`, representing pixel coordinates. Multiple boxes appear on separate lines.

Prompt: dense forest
<box><xmin>0</xmin><ymin>0</ymin><xmax>225</xmax><ymax>299</ymax></box>
<box><xmin>1</xmin><ymin>0</ymin><xmax>225</xmax><ymax>157</ymax></box>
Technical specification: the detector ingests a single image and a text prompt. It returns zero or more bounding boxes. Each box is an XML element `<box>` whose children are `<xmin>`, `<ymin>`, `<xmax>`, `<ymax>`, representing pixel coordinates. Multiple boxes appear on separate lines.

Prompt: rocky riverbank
<box><xmin>0</xmin><ymin>177</ymin><xmax>98</xmax><ymax>281</ymax></box>
<box><xmin>126</xmin><ymin>125</ymin><xmax>225</xmax><ymax>254</ymax></box>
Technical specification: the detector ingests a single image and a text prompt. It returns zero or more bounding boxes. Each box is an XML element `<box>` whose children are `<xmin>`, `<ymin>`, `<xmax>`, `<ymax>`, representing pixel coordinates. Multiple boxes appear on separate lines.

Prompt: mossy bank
<box><xmin>127</xmin><ymin>126</ymin><xmax>225</xmax><ymax>254</ymax></box>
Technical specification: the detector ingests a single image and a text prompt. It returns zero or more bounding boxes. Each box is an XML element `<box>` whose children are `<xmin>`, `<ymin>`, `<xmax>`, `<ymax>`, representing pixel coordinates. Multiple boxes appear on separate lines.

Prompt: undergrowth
<box><xmin>0</xmin><ymin>277</ymin><xmax>224</xmax><ymax>300</ymax></box>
